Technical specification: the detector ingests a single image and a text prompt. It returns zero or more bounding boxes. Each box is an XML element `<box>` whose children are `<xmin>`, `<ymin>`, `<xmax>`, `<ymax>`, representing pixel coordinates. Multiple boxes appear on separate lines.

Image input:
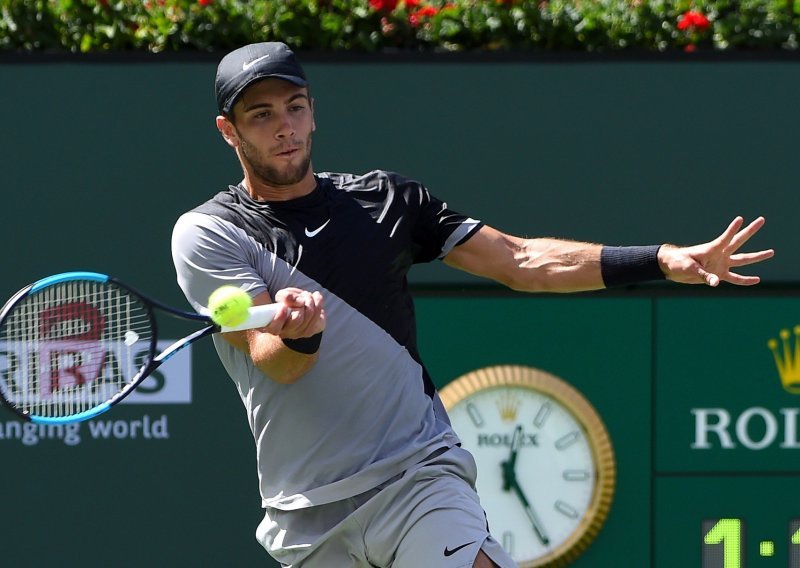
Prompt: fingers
<box><xmin>274</xmin><ymin>287</ymin><xmax>310</xmax><ymax>306</ymax></box>
<box><xmin>715</xmin><ymin>216</ymin><xmax>744</xmax><ymax>249</ymax></box>
<box><xmin>276</xmin><ymin>289</ymin><xmax>326</xmax><ymax>338</ymax></box>
<box><xmin>697</xmin><ymin>216</ymin><xmax>772</xmax><ymax>287</ymax></box>
<box><xmin>723</xmin><ymin>273</ymin><xmax>761</xmax><ymax>286</ymax></box>
<box><xmin>700</xmin><ymin>267</ymin><xmax>764</xmax><ymax>287</ymax></box>
<box><xmin>262</xmin><ymin>304</ymin><xmax>293</xmax><ymax>334</ymax></box>
<box><xmin>727</xmin><ymin>216</ymin><xmax>766</xmax><ymax>252</ymax></box>
<box><xmin>728</xmin><ymin>249</ymin><xmax>775</xmax><ymax>267</ymax></box>
<box><xmin>286</xmin><ymin>291</ymin><xmax>322</xmax><ymax>324</ymax></box>
<box><xmin>702</xmin><ymin>270</ymin><xmax>720</xmax><ymax>287</ymax></box>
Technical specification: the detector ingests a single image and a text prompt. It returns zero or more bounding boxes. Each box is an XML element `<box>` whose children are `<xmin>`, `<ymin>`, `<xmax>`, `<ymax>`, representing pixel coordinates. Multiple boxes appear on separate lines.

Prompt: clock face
<box><xmin>440</xmin><ymin>366</ymin><xmax>615</xmax><ymax>568</ymax></box>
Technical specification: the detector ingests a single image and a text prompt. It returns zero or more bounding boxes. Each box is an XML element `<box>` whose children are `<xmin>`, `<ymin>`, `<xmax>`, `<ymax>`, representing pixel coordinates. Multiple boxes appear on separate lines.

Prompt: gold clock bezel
<box><xmin>439</xmin><ymin>365</ymin><xmax>616</xmax><ymax>568</ymax></box>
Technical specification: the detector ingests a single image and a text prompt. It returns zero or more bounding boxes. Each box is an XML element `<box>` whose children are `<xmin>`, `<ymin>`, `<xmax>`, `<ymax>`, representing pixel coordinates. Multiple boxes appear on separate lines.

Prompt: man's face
<box><xmin>228</xmin><ymin>78</ymin><xmax>315</xmax><ymax>188</ymax></box>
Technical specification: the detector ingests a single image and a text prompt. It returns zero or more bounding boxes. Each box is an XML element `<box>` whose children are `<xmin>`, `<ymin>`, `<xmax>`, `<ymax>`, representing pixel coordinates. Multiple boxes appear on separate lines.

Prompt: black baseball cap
<box><xmin>215</xmin><ymin>42</ymin><xmax>308</xmax><ymax>115</ymax></box>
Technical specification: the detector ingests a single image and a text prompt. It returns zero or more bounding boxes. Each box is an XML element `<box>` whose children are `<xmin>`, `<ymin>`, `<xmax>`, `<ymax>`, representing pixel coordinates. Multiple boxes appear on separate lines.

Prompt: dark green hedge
<box><xmin>1</xmin><ymin>0</ymin><xmax>797</xmax><ymax>53</ymax></box>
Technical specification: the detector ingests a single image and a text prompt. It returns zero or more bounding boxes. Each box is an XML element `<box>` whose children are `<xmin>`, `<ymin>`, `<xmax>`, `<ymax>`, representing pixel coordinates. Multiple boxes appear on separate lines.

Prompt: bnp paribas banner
<box><xmin>656</xmin><ymin>297</ymin><xmax>800</xmax><ymax>470</ymax></box>
<box><xmin>0</xmin><ymin>340</ymin><xmax>191</xmax><ymax>446</ymax></box>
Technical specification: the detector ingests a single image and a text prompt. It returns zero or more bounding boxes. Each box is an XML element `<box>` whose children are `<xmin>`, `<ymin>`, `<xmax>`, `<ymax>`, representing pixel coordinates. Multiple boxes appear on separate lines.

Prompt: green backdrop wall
<box><xmin>0</xmin><ymin>55</ymin><xmax>793</xmax><ymax>291</ymax></box>
<box><xmin>0</xmin><ymin>56</ymin><xmax>797</xmax><ymax>567</ymax></box>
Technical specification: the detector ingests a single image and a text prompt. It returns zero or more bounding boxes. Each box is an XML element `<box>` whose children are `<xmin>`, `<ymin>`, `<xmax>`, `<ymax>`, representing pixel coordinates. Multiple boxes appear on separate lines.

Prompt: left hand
<box><xmin>658</xmin><ymin>216</ymin><xmax>774</xmax><ymax>287</ymax></box>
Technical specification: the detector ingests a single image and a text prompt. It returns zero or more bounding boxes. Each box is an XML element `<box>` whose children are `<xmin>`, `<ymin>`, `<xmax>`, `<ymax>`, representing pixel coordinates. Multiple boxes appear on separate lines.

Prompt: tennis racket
<box><xmin>0</xmin><ymin>271</ymin><xmax>280</xmax><ymax>424</ymax></box>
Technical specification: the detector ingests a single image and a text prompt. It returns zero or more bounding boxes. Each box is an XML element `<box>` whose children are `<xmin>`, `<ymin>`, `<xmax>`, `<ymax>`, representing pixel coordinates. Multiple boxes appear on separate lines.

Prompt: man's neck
<box><xmin>243</xmin><ymin>171</ymin><xmax>316</xmax><ymax>202</ymax></box>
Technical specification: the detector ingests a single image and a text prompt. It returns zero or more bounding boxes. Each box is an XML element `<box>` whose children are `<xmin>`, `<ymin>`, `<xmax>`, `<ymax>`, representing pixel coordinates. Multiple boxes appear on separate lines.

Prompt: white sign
<box><xmin>0</xmin><ymin>339</ymin><xmax>192</xmax><ymax>406</ymax></box>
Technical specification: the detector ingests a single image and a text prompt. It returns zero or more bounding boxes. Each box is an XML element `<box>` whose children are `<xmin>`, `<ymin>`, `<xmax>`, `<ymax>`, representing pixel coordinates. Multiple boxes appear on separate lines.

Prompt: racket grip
<box><xmin>220</xmin><ymin>303</ymin><xmax>283</xmax><ymax>332</ymax></box>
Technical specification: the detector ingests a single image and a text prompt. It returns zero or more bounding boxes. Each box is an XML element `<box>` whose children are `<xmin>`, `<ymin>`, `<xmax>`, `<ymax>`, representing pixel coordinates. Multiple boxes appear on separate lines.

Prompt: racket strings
<box><xmin>0</xmin><ymin>280</ymin><xmax>155</xmax><ymax>418</ymax></box>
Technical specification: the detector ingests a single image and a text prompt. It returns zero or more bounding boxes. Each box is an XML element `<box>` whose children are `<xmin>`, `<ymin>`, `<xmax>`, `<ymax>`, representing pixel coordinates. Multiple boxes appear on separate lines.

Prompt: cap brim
<box><xmin>222</xmin><ymin>74</ymin><xmax>308</xmax><ymax>114</ymax></box>
<box><xmin>267</xmin><ymin>74</ymin><xmax>308</xmax><ymax>87</ymax></box>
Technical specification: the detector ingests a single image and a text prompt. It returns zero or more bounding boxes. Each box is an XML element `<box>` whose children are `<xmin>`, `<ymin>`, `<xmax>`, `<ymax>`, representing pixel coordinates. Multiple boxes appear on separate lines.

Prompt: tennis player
<box><xmin>171</xmin><ymin>42</ymin><xmax>774</xmax><ymax>568</ymax></box>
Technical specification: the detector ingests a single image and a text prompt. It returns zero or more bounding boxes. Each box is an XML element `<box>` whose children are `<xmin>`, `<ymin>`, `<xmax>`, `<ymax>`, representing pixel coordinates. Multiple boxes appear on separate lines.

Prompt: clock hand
<box><xmin>500</xmin><ymin>425</ymin><xmax>550</xmax><ymax>546</ymax></box>
<box><xmin>518</xmin><ymin>481</ymin><xmax>550</xmax><ymax>546</ymax></box>
<box><xmin>508</xmin><ymin>475</ymin><xmax>551</xmax><ymax>546</ymax></box>
<box><xmin>501</xmin><ymin>425</ymin><xmax>522</xmax><ymax>491</ymax></box>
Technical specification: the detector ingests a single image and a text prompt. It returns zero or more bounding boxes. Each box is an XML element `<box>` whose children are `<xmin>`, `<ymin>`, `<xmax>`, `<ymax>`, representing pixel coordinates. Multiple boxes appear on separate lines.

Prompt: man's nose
<box><xmin>275</xmin><ymin>116</ymin><xmax>295</xmax><ymax>139</ymax></box>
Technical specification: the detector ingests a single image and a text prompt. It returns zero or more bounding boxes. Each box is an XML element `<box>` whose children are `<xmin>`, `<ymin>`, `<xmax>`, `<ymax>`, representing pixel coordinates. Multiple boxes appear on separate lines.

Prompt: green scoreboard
<box><xmin>654</xmin><ymin>298</ymin><xmax>800</xmax><ymax>568</ymax></box>
<box><xmin>415</xmin><ymin>294</ymin><xmax>800</xmax><ymax>567</ymax></box>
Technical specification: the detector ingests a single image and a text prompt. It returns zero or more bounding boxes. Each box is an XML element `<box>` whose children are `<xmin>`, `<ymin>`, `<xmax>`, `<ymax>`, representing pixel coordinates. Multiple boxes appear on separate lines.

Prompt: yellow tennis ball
<box><xmin>208</xmin><ymin>286</ymin><xmax>252</xmax><ymax>327</ymax></box>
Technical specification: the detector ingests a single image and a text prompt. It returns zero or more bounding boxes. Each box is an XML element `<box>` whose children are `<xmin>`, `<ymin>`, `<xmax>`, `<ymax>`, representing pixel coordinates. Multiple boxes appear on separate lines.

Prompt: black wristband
<box><xmin>600</xmin><ymin>245</ymin><xmax>665</xmax><ymax>287</ymax></box>
<box><xmin>281</xmin><ymin>332</ymin><xmax>323</xmax><ymax>355</ymax></box>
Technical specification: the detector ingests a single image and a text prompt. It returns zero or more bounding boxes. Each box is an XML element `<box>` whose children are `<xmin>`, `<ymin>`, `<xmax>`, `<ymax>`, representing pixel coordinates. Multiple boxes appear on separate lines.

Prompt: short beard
<box><xmin>238</xmin><ymin>131</ymin><xmax>313</xmax><ymax>187</ymax></box>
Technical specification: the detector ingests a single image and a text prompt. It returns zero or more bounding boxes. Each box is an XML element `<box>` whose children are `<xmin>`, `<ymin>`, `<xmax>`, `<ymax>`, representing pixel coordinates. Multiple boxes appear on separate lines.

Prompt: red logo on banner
<box><xmin>38</xmin><ymin>302</ymin><xmax>106</xmax><ymax>396</ymax></box>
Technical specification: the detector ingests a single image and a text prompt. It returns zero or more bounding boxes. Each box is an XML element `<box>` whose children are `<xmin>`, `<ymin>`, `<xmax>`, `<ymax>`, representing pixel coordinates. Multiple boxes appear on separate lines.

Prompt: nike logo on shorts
<box><xmin>304</xmin><ymin>219</ymin><xmax>331</xmax><ymax>237</ymax></box>
<box><xmin>443</xmin><ymin>541</ymin><xmax>475</xmax><ymax>557</ymax></box>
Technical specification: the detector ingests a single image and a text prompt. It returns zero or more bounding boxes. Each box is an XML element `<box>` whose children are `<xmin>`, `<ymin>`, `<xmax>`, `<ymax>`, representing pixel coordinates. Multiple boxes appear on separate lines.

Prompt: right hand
<box><xmin>270</xmin><ymin>287</ymin><xmax>326</xmax><ymax>340</ymax></box>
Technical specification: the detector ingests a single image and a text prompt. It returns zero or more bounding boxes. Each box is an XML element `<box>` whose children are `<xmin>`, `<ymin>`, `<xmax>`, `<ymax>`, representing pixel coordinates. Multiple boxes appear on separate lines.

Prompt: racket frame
<box><xmin>0</xmin><ymin>271</ymin><xmax>221</xmax><ymax>424</ymax></box>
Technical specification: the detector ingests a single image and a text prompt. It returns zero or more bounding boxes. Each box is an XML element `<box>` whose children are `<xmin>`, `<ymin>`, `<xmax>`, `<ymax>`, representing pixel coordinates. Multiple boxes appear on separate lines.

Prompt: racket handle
<box><xmin>219</xmin><ymin>303</ymin><xmax>283</xmax><ymax>332</ymax></box>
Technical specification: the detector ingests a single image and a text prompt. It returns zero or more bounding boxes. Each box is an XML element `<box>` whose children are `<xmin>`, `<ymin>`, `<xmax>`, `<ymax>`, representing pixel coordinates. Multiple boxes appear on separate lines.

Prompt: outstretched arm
<box><xmin>443</xmin><ymin>216</ymin><xmax>773</xmax><ymax>292</ymax></box>
<box><xmin>443</xmin><ymin>227</ymin><xmax>604</xmax><ymax>292</ymax></box>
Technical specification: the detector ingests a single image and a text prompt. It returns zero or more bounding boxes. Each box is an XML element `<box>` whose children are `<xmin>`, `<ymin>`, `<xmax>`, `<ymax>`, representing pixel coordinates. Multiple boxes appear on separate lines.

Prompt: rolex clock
<box><xmin>439</xmin><ymin>365</ymin><xmax>616</xmax><ymax>567</ymax></box>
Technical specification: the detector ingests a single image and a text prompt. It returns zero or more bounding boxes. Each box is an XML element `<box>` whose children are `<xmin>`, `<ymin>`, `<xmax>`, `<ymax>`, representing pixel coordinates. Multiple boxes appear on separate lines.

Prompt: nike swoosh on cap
<box><xmin>242</xmin><ymin>54</ymin><xmax>270</xmax><ymax>71</ymax></box>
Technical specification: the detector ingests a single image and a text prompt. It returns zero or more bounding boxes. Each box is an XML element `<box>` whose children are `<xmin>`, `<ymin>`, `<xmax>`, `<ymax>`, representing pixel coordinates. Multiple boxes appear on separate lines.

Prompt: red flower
<box><xmin>677</xmin><ymin>10</ymin><xmax>710</xmax><ymax>31</ymax></box>
<box><xmin>198</xmin><ymin>0</ymin><xmax>213</xmax><ymax>5</ymax></box>
<box><xmin>409</xmin><ymin>5</ymin><xmax>437</xmax><ymax>26</ymax></box>
<box><xmin>380</xmin><ymin>16</ymin><xmax>396</xmax><ymax>35</ymax></box>
<box><xmin>404</xmin><ymin>0</ymin><xmax>421</xmax><ymax>9</ymax></box>
<box><xmin>370</xmin><ymin>0</ymin><xmax>399</xmax><ymax>12</ymax></box>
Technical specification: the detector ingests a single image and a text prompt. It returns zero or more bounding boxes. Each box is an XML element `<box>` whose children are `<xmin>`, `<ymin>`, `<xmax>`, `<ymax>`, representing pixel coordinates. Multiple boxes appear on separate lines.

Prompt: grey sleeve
<box><xmin>171</xmin><ymin>211</ymin><xmax>270</xmax><ymax>312</ymax></box>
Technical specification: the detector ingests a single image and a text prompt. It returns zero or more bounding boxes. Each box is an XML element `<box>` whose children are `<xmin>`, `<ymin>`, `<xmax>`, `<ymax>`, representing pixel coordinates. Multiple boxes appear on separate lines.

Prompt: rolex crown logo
<box><xmin>768</xmin><ymin>326</ymin><xmax>800</xmax><ymax>394</ymax></box>
<box><xmin>497</xmin><ymin>392</ymin><xmax>520</xmax><ymax>422</ymax></box>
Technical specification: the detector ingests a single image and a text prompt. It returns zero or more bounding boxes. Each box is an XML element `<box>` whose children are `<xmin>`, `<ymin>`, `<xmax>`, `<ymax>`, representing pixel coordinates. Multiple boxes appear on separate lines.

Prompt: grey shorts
<box><xmin>256</xmin><ymin>445</ymin><xmax>517</xmax><ymax>568</ymax></box>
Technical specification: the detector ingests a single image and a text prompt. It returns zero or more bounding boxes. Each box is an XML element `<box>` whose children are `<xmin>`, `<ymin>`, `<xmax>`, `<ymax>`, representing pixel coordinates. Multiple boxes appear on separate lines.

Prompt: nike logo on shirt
<box><xmin>242</xmin><ymin>54</ymin><xmax>270</xmax><ymax>70</ymax></box>
<box><xmin>443</xmin><ymin>541</ymin><xmax>475</xmax><ymax>556</ymax></box>
<box><xmin>304</xmin><ymin>219</ymin><xmax>331</xmax><ymax>238</ymax></box>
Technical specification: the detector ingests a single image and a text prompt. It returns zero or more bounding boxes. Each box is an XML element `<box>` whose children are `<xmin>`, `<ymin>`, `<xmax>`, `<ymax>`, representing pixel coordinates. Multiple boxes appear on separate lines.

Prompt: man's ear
<box><xmin>216</xmin><ymin>115</ymin><xmax>239</xmax><ymax>148</ymax></box>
